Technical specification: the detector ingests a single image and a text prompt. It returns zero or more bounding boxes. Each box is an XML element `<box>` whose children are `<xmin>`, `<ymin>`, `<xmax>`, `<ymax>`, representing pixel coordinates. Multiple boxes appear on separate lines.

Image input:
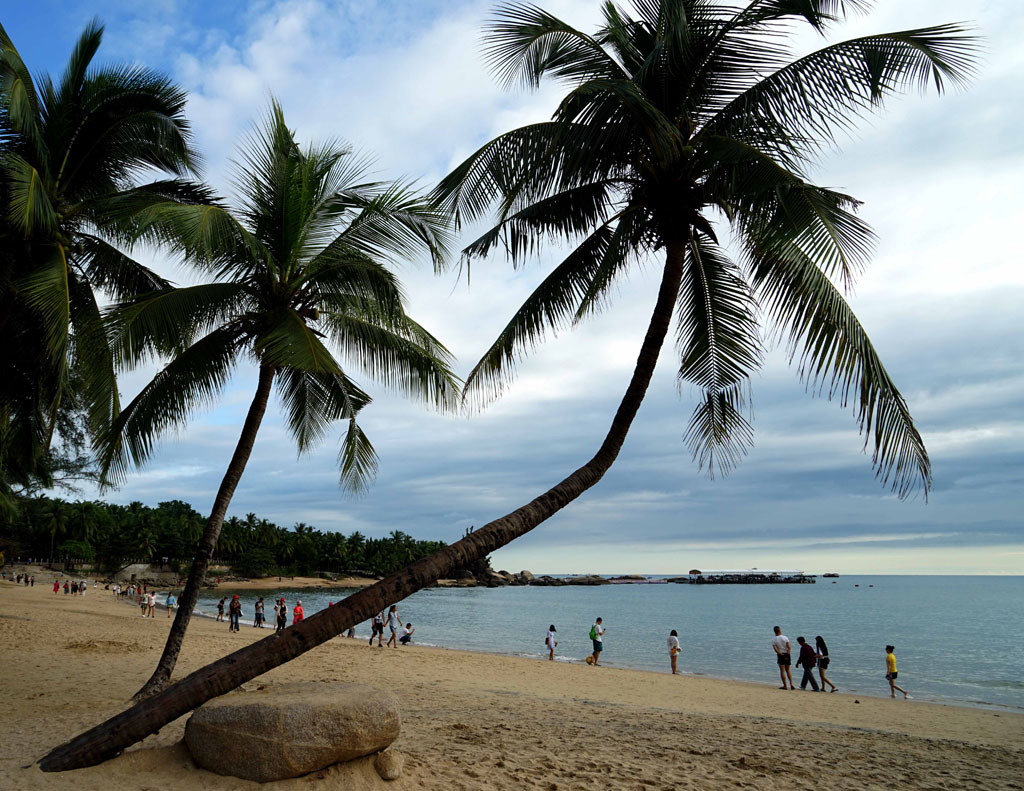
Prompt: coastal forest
<box><xmin>0</xmin><ymin>496</ymin><xmax>446</xmax><ymax>578</ymax></box>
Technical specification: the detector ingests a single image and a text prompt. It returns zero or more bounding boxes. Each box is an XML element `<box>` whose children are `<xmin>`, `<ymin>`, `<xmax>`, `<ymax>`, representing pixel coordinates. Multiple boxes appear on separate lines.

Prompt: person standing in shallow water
<box><xmin>589</xmin><ymin>617</ymin><xmax>606</xmax><ymax>666</ymax></box>
<box><xmin>546</xmin><ymin>625</ymin><xmax>558</xmax><ymax>660</ymax></box>
<box><xmin>772</xmin><ymin>626</ymin><xmax>795</xmax><ymax>690</ymax></box>
<box><xmin>885</xmin><ymin>645</ymin><xmax>910</xmax><ymax>699</ymax></box>
<box><xmin>668</xmin><ymin>630</ymin><xmax>681</xmax><ymax>674</ymax></box>
<box><xmin>815</xmin><ymin>636</ymin><xmax>837</xmax><ymax>692</ymax></box>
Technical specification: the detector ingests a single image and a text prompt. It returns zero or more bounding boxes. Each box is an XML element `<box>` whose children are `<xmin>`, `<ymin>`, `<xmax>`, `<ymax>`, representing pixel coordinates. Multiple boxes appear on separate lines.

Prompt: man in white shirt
<box><xmin>772</xmin><ymin>625</ymin><xmax>795</xmax><ymax>689</ymax></box>
<box><xmin>398</xmin><ymin>623</ymin><xmax>415</xmax><ymax>645</ymax></box>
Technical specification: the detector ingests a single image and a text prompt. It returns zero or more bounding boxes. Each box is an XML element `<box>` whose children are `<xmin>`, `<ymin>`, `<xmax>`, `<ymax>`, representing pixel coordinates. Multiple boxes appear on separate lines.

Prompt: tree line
<box><xmin>0</xmin><ymin>496</ymin><xmax>446</xmax><ymax>578</ymax></box>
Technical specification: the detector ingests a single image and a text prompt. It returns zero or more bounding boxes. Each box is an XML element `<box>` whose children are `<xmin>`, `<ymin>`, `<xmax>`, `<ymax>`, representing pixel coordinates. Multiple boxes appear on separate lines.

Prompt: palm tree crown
<box><xmin>438</xmin><ymin>0</ymin><xmax>978</xmax><ymax>496</ymax></box>
<box><xmin>0</xmin><ymin>19</ymin><xmax>198</xmax><ymax>500</ymax></box>
<box><xmin>103</xmin><ymin>102</ymin><xmax>459</xmax><ymax>491</ymax></box>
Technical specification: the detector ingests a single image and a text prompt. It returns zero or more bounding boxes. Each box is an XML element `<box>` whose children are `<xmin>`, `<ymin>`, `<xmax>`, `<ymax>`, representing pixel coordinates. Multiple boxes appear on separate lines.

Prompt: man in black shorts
<box><xmin>772</xmin><ymin>625</ymin><xmax>795</xmax><ymax>689</ymax></box>
<box><xmin>370</xmin><ymin>609</ymin><xmax>385</xmax><ymax>647</ymax></box>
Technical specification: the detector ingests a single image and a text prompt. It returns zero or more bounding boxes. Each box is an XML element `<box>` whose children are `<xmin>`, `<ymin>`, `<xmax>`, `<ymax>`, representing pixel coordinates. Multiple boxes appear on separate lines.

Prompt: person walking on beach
<box><xmin>772</xmin><ymin>626</ymin><xmax>795</xmax><ymax>689</ymax></box>
<box><xmin>399</xmin><ymin>623</ymin><xmax>415</xmax><ymax>644</ymax></box>
<box><xmin>254</xmin><ymin>597</ymin><xmax>264</xmax><ymax>628</ymax></box>
<box><xmin>815</xmin><ymin>636</ymin><xmax>837</xmax><ymax>692</ymax></box>
<box><xmin>589</xmin><ymin>618</ymin><xmax>606</xmax><ymax>666</ymax></box>
<box><xmin>385</xmin><ymin>605</ymin><xmax>400</xmax><ymax>647</ymax></box>
<box><xmin>546</xmin><ymin>625</ymin><xmax>558</xmax><ymax>660</ymax></box>
<box><xmin>668</xmin><ymin>630</ymin><xmax>681</xmax><ymax>674</ymax></box>
<box><xmin>146</xmin><ymin>591</ymin><xmax>156</xmax><ymax>618</ymax></box>
<box><xmin>53</xmin><ymin>580</ymin><xmax>59</xmax><ymax>594</ymax></box>
<box><xmin>228</xmin><ymin>595</ymin><xmax>242</xmax><ymax>632</ymax></box>
<box><xmin>293</xmin><ymin>600</ymin><xmax>305</xmax><ymax>624</ymax></box>
<box><xmin>166</xmin><ymin>591</ymin><xmax>176</xmax><ymax>616</ymax></box>
<box><xmin>885</xmin><ymin>645</ymin><xmax>910</xmax><ymax>699</ymax></box>
<box><xmin>795</xmin><ymin>637</ymin><xmax>819</xmax><ymax>691</ymax></box>
<box><xmin>370</xmin><ymin>609</ymin><xmax>385</xmax><ymax>647</ymax></box>
<box><xmin>216</xmin><ymin>598</ymin><xmax>225</xmax><ymax>622</ymax></box>
<box><xmin>275</xmin><ymin>599</ymin><xmax>287</xmax><ymax>632</ymax></box>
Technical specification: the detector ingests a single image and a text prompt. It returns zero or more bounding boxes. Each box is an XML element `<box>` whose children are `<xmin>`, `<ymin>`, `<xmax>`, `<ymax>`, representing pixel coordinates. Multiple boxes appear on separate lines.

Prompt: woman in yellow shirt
<box><xmin>885</xmin><ymin>645</ymin><xmax>910</xmax><ymax>699</ymax></box>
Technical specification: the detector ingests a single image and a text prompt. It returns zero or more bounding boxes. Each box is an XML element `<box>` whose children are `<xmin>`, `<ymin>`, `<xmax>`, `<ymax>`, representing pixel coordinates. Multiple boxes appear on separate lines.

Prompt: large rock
<box><xmin>519</xmin><ymin>570</ymin><xmax>535</xmax><ymax>582</ymax></box>
<box><xmin>184</xmin><ymin>682</ymin><xmax>400</xmax><ymax>782</ymax></box>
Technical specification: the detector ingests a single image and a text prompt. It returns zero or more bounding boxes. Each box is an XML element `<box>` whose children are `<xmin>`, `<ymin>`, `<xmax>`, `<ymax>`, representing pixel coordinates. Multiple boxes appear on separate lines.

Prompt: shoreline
<box><xmin>2</xmin><ymin>580</ymin><xmax>1022</xmax><ymax>789</ymax></box>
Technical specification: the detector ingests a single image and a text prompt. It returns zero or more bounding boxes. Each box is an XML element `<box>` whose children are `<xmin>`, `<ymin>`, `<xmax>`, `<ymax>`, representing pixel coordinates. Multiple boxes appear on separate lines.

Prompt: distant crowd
<box><xmin>5</xmin><ymin>573</ymin><xmax>913</xmax><ymax>698</ymax></box>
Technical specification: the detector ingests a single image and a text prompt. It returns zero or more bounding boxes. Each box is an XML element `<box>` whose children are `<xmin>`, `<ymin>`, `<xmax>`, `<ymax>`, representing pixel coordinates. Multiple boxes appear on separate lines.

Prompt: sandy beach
<box><xmin>1</xmin><ymin>577</ymin><xmax>1021</xmax><ymax>790</ymax></box>
<box><xmin>209</xmin><ymin>574</ymin><xmax>379</xmax><ymax>591</ymax></box>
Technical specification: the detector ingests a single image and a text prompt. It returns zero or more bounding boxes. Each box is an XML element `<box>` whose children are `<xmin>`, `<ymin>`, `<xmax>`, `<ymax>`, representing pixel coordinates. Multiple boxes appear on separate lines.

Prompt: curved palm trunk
<box><xmin>38</xmin><ymin>243</ymin><xmax>686</xmax><ymax>772</ymax></box>
<box><xmin>134</xmin><ymin>364</ymin><xmax>275</xmax><ymax>699</ymax></box>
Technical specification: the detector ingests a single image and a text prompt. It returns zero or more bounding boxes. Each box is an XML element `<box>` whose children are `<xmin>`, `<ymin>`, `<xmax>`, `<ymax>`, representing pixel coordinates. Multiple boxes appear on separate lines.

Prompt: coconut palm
<box><xmin>0</xmin><ymin>20</ymin><xmax>200</xmax><ymax>505</ymax></box>
<box><xmin>38</xmin><ymin>0</ymin><xmax>978</xmax><ymax>771</ymax></box>
<box><xmin>98</xmin><ymin>102</ymin><xmax>459</xmax><ymax>696</ymax></box>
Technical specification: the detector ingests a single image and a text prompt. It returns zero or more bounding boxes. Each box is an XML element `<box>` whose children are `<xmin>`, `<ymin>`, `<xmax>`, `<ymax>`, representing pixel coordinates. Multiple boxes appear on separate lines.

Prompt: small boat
<box><xmin>823</xmin><ymin>573</ymin><xmax>840</xmax><ymax>578</ymax></box>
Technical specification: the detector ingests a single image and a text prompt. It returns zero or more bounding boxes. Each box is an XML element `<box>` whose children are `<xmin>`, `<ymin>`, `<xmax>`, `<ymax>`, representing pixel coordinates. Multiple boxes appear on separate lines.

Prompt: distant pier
<box><xmin>667</xmin><ymin>569</ymin><xmax>816</xmax><ymax>585</ymax></box>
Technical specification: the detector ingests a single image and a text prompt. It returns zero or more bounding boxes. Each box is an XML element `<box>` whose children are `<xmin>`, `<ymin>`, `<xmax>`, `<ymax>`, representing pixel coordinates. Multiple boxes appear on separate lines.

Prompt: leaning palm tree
<box><xmin>99</xmin><ymin>102</ymin><xmax>459</xmax><ymax>697</ymax></box>
<box><xmin>38</xmin><ymin>0</ymin><xmax>977</xmax><ymax>771</ymax></box>
<box><xmin>0</xmin><ymin>20</ymin><xmax>200</xmax><ymax>505</ymax></box>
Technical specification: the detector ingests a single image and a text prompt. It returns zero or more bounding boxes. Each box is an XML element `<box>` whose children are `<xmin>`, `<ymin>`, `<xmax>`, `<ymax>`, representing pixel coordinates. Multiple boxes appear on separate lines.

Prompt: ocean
<box><xmin>194</xmin><ymin>575</ymin><xmax>1024</xmax><ymax>711</ymax></box>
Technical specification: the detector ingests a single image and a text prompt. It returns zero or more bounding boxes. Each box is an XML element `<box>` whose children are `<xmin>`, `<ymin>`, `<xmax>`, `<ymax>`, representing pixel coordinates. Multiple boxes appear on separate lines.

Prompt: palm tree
<box><xmin>38</xmin><ymin>0</ymin><xmax>978</xmax><ymax>771</ymax></box>
<box><xmin>98</xmin><ymin>101</ymin><xmax>459</xmax><ymax>697</ymax></box>
<box><xmin>0</xmin><ymin>20</ymin><xmax>199</xmax><ymax>504</ymax></box>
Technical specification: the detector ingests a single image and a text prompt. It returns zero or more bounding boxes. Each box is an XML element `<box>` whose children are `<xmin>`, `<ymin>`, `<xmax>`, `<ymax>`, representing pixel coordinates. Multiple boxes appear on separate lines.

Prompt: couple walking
<box><xmin>772</xmin><ymin>626</ymin><xmax>837</xmax><ymax>692</ymax></box>
<box><xmin>371</xmin><ymin>605</ymin><xmax>412</xmax><ymax>647</ymax></box>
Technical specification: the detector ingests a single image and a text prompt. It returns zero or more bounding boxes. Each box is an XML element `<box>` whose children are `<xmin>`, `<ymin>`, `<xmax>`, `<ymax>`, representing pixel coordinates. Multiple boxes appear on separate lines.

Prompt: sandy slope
<box><xmin>1</xmin><ymin>577</ymin><xmax>1021</xmax><ymax>790</ymax></box>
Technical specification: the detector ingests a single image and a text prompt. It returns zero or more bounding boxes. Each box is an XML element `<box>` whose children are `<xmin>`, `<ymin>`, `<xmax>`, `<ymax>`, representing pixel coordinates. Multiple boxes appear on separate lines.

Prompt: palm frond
<box><xmin>462</xmin><ymin>221</ymin><xmax>619</xmax><ymax>404</ymax></box>
<box><xmin>4</xmin><ymin>151</ymin><xmax>57</xmax><ymax>235</ymax></box>
<box><xmin>76</xmin><ymin>235</ymin><xmax>170</xmax><ymax>300</ymax></box>
<box><xmin>677</xmin><ymin>234</ymin><xmax>761</xmax><ymax>477</ymax></box>
<box><xmin>322</xmin><ymin>311</ymin><xmax>460</xmax><ymax>410</ymax></box>
<box><xmin>706</xmin><ymin>26</ymin><xmax>980</xmax><ymax>159</ymax></box>
<box><xmin>17</xmin><ymin>244</ymin><xmax>70</xmax><ymax>357</ymax></box>
<box><xmin>106</xmin><ymin>282</ymin><xmax>248</xmax><ymax>365</ymax></box>
<box><xmin>484</xmin><ymin>2</ymin><xmax>628</xmax><ymax>89</ymax></box>
<box><xmin>98</xmin><ymin>326</ymin><xmax>242</xmax><ymax>485</ymax></box>
<box><xmin>744</xmin><ymin>239</ymin><xmax>930</xmax><ymax>498</ymax></box>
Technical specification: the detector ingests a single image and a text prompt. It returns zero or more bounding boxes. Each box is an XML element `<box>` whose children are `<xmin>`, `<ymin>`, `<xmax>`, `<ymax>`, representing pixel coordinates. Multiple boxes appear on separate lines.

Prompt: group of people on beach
<box><xmin>771</xmin><ymin>626</ymin><xmax>909</xmax><ymax>698</ymax></box>
<box><xmin>55</xmin><ymin>578</ymin><xmax>89</xmax><ymax>595</ymax></box>
<box><xmin>370</xmin><ymin>604</ymin><xmax>414</xmax><ymax>647</ymax></box>
<box><xmin>4</xmin><ymin>571</ymin><xmax>34</xmax><ymax>586</ymax></box>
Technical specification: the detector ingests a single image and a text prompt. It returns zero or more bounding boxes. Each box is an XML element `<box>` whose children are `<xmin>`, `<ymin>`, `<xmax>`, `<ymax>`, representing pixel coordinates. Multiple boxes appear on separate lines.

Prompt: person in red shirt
<box><xmin>795</xmin><ymin>636</ymin><xmax>820</xmax><ymax>691</ymax></box>
<box><xmin>293</xmin><ymin>601</ymin><xmax>305</xmax><ymax>624</ymax></box>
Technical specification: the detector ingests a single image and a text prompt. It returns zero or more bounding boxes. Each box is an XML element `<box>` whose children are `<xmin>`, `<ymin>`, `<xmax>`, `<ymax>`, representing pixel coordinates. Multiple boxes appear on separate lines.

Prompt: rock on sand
<box><xmin>184</xmin><ymin>682</ymin><xmax>400</xmax><ymax>782</ymax></box>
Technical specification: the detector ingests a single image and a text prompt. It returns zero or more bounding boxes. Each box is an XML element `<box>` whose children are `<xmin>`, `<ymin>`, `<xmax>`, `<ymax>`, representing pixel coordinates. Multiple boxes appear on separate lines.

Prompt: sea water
<box><xmin>194</xmin><ymin>575</ymin><xmax>1024</xmax><ymax>711</ymax></box>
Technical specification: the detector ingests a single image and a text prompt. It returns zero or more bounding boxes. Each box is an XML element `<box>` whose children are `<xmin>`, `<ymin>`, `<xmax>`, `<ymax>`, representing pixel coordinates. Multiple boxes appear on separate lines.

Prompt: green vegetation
<box><xmin>0</xmin><ymin>495</ymin><xmax>445</xmax><ymax>577</ymax></box>
<box><xmin>0</xmin><ymin>21</ymin><xmax>199</xmax><ymax>511</ymax></box>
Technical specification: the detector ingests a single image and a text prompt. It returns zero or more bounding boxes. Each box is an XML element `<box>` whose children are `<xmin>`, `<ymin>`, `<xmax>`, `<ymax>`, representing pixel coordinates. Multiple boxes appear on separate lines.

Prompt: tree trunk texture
<box><xmin>133</xmin><ymin>364</ymin><xmax>276</xmax><ymax>699</ymax></box>
<box><xmin>38</xmin><ymin>243</ymin><xmax>686</xmax><ymax>772</ymax></box>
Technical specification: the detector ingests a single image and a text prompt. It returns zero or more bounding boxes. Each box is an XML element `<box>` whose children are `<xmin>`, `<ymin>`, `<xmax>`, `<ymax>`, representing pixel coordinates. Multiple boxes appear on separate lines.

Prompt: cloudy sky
<box><xmin>6</xmin><ymin>1</ymin><xmax>1022</xmax><ymax>574</ymax></box>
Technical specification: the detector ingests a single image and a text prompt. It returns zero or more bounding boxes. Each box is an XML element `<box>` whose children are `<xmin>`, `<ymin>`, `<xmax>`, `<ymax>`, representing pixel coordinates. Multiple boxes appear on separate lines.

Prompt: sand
<box><xmin>1</xmin><ymin>576</ymin><xmax>1021</xmax><ymax>791</ymax></box>
<box><xmin>209</xmin><ymin>574</ymin><xmax>378</xmax><ymax>591</ymax></box>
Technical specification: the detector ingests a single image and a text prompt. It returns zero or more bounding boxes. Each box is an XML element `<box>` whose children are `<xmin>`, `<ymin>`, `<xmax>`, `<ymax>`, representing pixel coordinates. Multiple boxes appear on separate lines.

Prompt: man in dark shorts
<box><xmin>772</xmin><ymin>626</ymin><xmax>795</xmax><ymax>689</ymax></box>
<box><xmin>590</xmin><ymin>617</ymin><xmax>606</xmax><ymax>666</ymax></box>
<box><xmin>370</xmin><ymin>609</ymin><xmax>385</xmax><ymax>647</ymax></box>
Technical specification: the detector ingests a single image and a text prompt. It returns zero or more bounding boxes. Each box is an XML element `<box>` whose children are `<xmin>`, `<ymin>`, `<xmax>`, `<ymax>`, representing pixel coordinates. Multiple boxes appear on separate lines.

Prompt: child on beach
<box><xmin>668</xmin><ymin>630</ymin><xmax>681</xmax><ymax>674</ymax></box>
<box><xmin>885</xmin><ymin>645</ymin><xmax>910</xmax><ymax>698</ymax></box>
